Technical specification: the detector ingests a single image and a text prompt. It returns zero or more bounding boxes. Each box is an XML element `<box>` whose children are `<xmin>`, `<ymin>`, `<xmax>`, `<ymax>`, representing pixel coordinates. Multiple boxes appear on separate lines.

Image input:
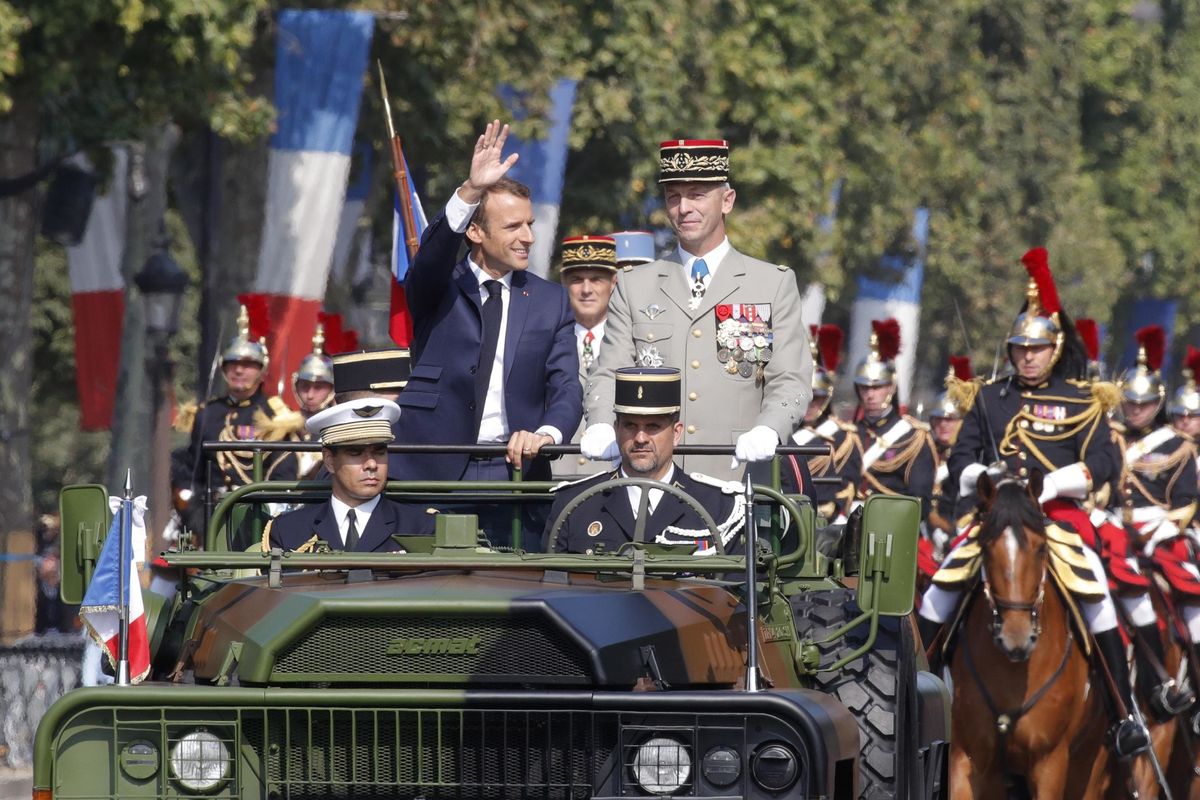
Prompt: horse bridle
<box><xmin>980</xmin><ymin>562</ymin><xmax>1048</xmax><ymax>654</ymax></box>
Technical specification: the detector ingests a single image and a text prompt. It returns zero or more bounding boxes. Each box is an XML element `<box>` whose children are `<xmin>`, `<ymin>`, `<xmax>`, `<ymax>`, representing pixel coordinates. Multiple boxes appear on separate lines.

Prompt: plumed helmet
<box><xmin>1006</xmin><ymin>248</ymin><xmax>1064</xmax><ymax>366</ymax></box>
<box><xmin>931</xmin><ymin>355</ymin><xmax>972</xmax><ymax>420</ymax></box>
<box><xmin>293</xmin><ymin>322</ymin><xmax>335</xmax><ymax>386</ymax></box>
<box><xmin>1169</xmin><ymin>345</ymin><xmax>1200</xmax><ymax>417</ymax></box>
<box><xmin>1119</xmin><ymin>325</ymin><xmax>1166</xmax><ymax>405</ymax></box>
<box><xmin>854</xmin><ymin>318</ymin><xmax>900</xmax><ymax>387</ymax></box>
<box><xmin>221</xmin><ymin>294</ymin><xmax>269</xmax><ymax>369</ymax></box>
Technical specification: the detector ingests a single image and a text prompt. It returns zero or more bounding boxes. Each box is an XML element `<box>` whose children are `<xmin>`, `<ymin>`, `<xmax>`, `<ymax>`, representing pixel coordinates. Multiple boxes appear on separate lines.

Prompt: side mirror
<box><xmin>59</xmin><ymin>484</ymin><xmax>111</xmax><ymax>604</ymax></box>
<box><xmin>854</xmin><ymin>494</ymin><xmax>920</xmax><ymax>617</ymax></box>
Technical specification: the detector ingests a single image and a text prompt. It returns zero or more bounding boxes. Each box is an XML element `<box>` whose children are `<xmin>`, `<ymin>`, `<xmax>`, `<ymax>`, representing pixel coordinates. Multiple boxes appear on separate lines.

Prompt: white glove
<box><xmin>1143</xmin><ymin>518</ymin><xmax>1180</xmax><ymax>556</ymax></box>
<box><xmin>108</xmin><ymin>495</ymin><xmax>149</xmax><ymax>566</ymax></box>
<box><xmin>958</xmin><ymin>463</ymin><xmax>987</xmax><ymax>498</ymax></box>
<box><xmin>580</xmin><ymin>423</ymin><xmax>619</xmax><ymax>460</ymax></box>
<box><xmin>1037</xmin><ymin>462</ymin><xmax>1091</xmax><ymax>505</ymax></box>
<box><xmin>733</xmin><ymin>425</ymin><xmax>779</xmax><ymax>466</ymax></box>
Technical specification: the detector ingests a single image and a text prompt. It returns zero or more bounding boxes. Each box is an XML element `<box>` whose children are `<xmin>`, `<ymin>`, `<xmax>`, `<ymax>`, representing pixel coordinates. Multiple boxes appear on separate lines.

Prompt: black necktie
<box><xmin>474</xmin><ymin>279</ymin><xmax>503</xmax><ymax>436</ymax></box>
<box><xmin>345</xmin><ymin>509</ymin><xmax>359</xmax><ymax>551</ymax></box>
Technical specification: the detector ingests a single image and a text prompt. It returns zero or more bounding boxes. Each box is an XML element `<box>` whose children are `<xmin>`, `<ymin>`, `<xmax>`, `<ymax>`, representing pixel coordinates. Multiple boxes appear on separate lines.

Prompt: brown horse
<box><xmin>949</xmin><ymin>474</ymin><xmax>1110</xmax><ymax>799</ymax></box>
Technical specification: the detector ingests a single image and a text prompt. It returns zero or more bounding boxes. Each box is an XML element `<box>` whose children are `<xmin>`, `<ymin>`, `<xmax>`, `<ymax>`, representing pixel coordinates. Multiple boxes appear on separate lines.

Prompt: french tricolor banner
<box><xmin>254</xmin><ymin>10</ymin><xmax>374</xmax><ymax>400</ymax></box>
<box><xmin>390</xmin><ymin>152</ymin><xmax>427</xmax><ymax>347</ymax></box>
<box><xmin>67</xmin><ymin>148</ymin><xmax>127</xmax><ymax>430</ymax></box>
<box><xmin>846</xmin><ymin>207</ymin><xmax>929</xmax><ymax>403</ymax></box>
<box><xmin>80</xmin><ymin>496</ymin><xmax>150</xmax><ymax>683</ymax></box>
<box><xmin>500</xmin><ymin>79</ymin><xmax>577</xmax><ymax>279</ymax></box>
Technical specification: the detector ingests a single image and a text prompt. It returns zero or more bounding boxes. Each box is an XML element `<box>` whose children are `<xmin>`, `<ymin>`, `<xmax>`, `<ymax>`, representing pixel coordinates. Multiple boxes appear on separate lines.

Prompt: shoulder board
<box><xmin>776</xmin><ymin>263</ymin><xmax>789</xmax><ymax>272</ymax></box>
<box><xmin>688</xmin><ymin>471</ymin><xmax>743</xmax><ymax>494</ymax></box>
<box><xmin>904</xmin><ymin>416</ymin><xmax>930</xmax><ymax>432</ymax></box>
<box><xmin>266</xmin><ymin>396</ymin><xmax>291</xmax><ymax>417</ymax></box>
<box><xmin>621</xmin><ymin>264</ymin><xmax>635</xmax><ymax>273</ymax></box>
<box><xmin>550</xmin><ymin>472</ymin><xmax>611</xmax><ymax>493</ymax></box>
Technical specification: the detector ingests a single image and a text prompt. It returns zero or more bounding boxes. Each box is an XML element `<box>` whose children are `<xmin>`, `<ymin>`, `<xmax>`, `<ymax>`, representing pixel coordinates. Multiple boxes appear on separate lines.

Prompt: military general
<box><xmin>581</xmin><ymin>139</ymin><xmax>812</xmax><ymax>479</ymax></box>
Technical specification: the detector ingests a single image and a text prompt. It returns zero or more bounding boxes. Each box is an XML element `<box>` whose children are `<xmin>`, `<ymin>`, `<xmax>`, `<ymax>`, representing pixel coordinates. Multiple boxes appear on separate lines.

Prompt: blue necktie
<box><xmin>690</xmin><ymin>258</ymin><xmax>709</xmax><ymax>297</ymax></box>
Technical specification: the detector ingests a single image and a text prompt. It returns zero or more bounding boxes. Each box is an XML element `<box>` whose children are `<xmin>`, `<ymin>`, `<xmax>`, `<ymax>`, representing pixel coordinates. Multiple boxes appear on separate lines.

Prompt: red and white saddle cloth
<box><xmin>1123</xmin><ymin>505</ymin><xmax>1200</xmax><ymax>597</ymax></box>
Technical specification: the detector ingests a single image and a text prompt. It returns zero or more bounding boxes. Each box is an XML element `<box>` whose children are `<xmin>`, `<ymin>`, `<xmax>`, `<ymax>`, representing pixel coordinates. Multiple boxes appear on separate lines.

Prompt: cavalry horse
<box><xmin>948</xmin><ymin>473</ymin><xmax>1110</xmax><ymax>799</ymax></box>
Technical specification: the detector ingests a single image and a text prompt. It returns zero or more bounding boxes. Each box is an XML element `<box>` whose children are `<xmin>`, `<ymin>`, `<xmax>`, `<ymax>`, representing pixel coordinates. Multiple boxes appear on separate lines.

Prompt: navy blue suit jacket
<box><xmin>391</xmin><ymin>210</ymin><xmax>582</xmax><ymax>480</ymax></box>
<box><xmin>267</xmin><ymin>498</ymin><xmax>435</xmax><ymax>552</ymax></box>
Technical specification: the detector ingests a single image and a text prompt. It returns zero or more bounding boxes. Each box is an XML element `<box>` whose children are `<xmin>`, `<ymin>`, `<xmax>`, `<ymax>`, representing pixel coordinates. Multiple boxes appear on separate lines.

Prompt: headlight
<box><xmin>169</xmin><ymin>729</ymin><xmax>230</xmax><ymax>792</ymax></box>
<box><xmin>631</xmin><ymin>736</ymin><xmax>691</xmax><ymax>795</ymax></box>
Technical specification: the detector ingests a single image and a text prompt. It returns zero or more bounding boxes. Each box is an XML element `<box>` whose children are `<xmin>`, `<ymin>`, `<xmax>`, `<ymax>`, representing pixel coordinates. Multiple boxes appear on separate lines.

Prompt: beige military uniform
<box><xmin>557</xmin><ymin>322</ymin><xmax>612</xmax><ymax>480</ymax></box>
<box><xmin>586</xmin><ymin>248</ymin><xmax>812</xmax><ymax>478</ymax></box>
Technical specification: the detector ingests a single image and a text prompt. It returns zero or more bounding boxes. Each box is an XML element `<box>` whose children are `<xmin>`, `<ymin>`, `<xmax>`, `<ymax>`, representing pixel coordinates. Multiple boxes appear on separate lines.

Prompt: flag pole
<box><xmin>377</xmin><ymin>60</ymin><xmax>420</xmax><ymax>260</ymax></box>
<box><xmin>117</xmin><ymin>468</ymin><xmax>132</xmax><ymax>685</ymax></box>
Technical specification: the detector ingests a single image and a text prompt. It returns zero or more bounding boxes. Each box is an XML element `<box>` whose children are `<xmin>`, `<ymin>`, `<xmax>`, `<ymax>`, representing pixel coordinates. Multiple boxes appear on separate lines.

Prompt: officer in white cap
<box><xmin>263</xmin><ymin>398</ymin><xmax>435</xmax><ymax>552</ymax></box>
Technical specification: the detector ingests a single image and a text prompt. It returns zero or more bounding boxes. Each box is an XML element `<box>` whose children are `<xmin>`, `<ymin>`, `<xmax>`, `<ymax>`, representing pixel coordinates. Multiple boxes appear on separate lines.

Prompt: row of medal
<box><xmin>715</xmin><ymin>311</ymin><xmax>773</xmax><ymax>379</ymax></box>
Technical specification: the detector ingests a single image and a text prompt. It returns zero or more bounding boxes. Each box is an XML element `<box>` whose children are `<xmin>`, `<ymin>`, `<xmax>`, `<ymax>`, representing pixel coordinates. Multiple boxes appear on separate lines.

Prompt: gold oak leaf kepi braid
<box><xmin>559</xmin><ymin>235</ymin><xmax>617</xmax><ymax>273</ymax></box>
<box><xmin>658</xmin><ymin>139</ymin><xmax>730</xmax><ymax>183</ymax></box>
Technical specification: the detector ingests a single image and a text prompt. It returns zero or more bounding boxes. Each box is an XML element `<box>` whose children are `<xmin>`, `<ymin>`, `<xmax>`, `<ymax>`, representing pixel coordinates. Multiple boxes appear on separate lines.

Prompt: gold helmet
<box><xmin>1119</xmin><ymin>325</ymin><xmax>1166</xmax><ymax>405</ymax></box>
<box><xmin>930</xmin><ymin>356</ymin><xmax>972</xmax><ymax>420</ymax></box>
<box><xmin>854</xmin><ymin>318</ymin><xmax>900</xmax><ymax>387</ymax></box>
<box><xmin>1169</xmin><ymin>346</ymin><xmax>1200</xmax><ymax>417</ymax></box>
<box><xmin>221</xmin><ymin>293</ymin><xmax>269</xmax><ymax>369</ymax></box>
<box><xmin>293</xmin><ymin>321</ymin><xmax>335</xmax><ymax>403</ymax></box>
<box><xmin>1006</xmin><ymin>247</ymin><xmax>1064</xmax><ymax>366</ymax></box>
<box><xmin>809</xmin><ymin>323</ymin><xmax>843</xmax><ymax>413</ymax></box>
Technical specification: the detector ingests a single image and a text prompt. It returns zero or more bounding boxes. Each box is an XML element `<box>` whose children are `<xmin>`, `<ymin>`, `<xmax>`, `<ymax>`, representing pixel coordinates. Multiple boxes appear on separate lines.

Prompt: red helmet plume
<box><xmin>817</xmin><ymin>324</ymin><xmax>843</xmax><ymax>372</ymax></box>
<box><xmin>1020</xmin><ymin>247</ymin><xmax>1061</xmax><ymax>315</ymax></box>
<box><xmin>871</xmin><ymin>318</ymin><xmax>901</xmax><ymax>361</ymax></box>
<box><xmin>1187</xmin><ymin>345</ymin><xmax>1200</xmax><ymax>377</ymax></box>
<box><xmin>318</xmin><ymin>312</ymin><xmax>346</xmax><ymax>353</ymax></box>
<box><xmin>1076</xmin><ymin>318</ymin><xmax>1100</xmax><ymax>362</ymax></box>
<box><xmin>949</xmin><ymin>355</ymin><xmax>973</xmax><ymax>382</ymax></box>
<box><xmin>1136</xmin><ymin>325</ymin><xmax>1165</xmax><ymax>372</ymax></box>
<box><xmin>236</xmin><ymin>293</ymin><xmax>271</xmax><ymax>341</ymax></box>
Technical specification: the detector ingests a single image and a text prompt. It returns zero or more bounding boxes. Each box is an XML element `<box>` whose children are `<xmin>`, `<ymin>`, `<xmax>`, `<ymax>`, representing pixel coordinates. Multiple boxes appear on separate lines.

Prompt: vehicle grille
<box><xmin>242</xmin><ymin>708</ymin><xmax>613</xmax><ymax>799</ymax></box>
<box><xmin>271</xmin><ymin>614</ymin><xmax>592</xmax><ymax>684</ymax></box>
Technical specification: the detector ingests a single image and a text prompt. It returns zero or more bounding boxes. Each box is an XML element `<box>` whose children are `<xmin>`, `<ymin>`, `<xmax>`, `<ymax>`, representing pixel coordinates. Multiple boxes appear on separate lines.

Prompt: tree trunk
<box><xmin>0</xmin><ymin>96</ymin><xmax>39</xmax><ymax>639</ymax></box>
<box><xmin>106</xmin><ymin>124</ymin><xmax>179</xmax><ymax>495</ymax></box>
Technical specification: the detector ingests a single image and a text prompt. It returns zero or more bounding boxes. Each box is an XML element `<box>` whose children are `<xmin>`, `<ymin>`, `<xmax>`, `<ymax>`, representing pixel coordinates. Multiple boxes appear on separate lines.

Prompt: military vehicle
<box><xmin>39</xmin><ymin>443</ymin><xmax>948</xmax><ymax>799</ymax></box>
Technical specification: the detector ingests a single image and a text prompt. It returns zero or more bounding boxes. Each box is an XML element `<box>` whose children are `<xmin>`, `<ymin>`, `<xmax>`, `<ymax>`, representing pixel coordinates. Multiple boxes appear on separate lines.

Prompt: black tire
<box><xmin>789</xmin><ymin>587</ymin><xmax>920</xmax><ymax>800</ymax></box>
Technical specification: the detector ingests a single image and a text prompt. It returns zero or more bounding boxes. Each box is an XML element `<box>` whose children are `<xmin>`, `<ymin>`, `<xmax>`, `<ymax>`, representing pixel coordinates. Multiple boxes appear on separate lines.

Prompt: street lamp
<box><xmin>134</xmin><ymin>246</ymin><xmax>188</xmax><ymax>339</ymax></box>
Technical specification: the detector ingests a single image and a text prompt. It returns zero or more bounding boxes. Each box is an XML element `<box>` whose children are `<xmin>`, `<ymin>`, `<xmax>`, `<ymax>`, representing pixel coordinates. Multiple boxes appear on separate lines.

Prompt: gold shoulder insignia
<box><xmin>266</xmin><ymin>395</ymin><xmax>291</xmax><ymax>417</ymax></box>
<box><xmin>1089</xmin><ymin>381</ymin><xmax>1122</xmax><ymax>412</ymax></box>
<box><xmin>174</xmin><ymin>401</ymin><xmax>200</xmax><ymax>433</ymax></box>
<box><xmin>621</xmin><ymin>264</ymin><xmax>634</xmax><ymax>272</ymax></box>
<box><xmin>947</xmin><ymin>376</ymin><xmax>982</xmax><ymax>415</ymax></box>
<box><xmin>254</xmin><ymin>407</ymin><xmax>305</xmax><ymax>441</ymax></box>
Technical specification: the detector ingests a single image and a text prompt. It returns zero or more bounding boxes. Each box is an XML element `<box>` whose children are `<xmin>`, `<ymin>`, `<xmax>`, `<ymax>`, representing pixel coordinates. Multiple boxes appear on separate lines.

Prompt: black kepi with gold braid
<box><xmin>659</xmin><ymin>139</ymin><xmax>730</xmax><ymax>184</ymax></box>
<box><xmin>614</xmin><ymin>367</ymin><xmax>681</xmax><ymax>414</ymax></box>
<box><xmin>560</xmin><ymin>235</ymin><xmax>617</xmax><ymax>273</ymax></box>
<box><xmin>332</xmin><ymin>349</ymin><xmax>412</xmax><ymax>392</ymax></box>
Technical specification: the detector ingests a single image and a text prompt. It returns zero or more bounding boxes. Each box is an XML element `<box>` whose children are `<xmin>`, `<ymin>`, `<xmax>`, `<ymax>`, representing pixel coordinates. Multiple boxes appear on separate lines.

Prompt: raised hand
<box><xmin>460</xmin><ymin>120</ymin><xmax>519</xmax><ymax>203</ymax></box>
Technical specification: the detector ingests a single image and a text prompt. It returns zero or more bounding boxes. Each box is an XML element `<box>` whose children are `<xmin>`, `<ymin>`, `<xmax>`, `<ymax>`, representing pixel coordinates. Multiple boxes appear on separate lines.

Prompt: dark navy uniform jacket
<box><xmin>784</xmin><ymin>413</ymin><xmax>862</xmax><ymax>518</ymax></box>
<box><xmin>948</xmin><ymin>376</ymin><xmax>1120</xmax><ymax>511</ymax></box>
<box><xmin>856</xmin><ymin>409</ymin><xmax>937</xmax><ymax>516</ymax></box>
<box><xmin>266</xmin><ymin>497</ymin><xmax>436</xmax><ymax>552</ymax></box>
<box><xmin>390</xmin><ymin>211</ymin><xmax>582</xmax><ymax>481</ymax></box>
<box><xmin>545</xmin><ymin>467</ymin><xmax>744</xmax><ymax>555</ymax></box>
<box><xmin>186</xmin><ymin>386</ymin><xmax>297</xmax><ymax>491</ymax></box>
<box><xmin>1122</xmin><ymin>424</ymin><xmax>1198</xmax><ymax>519</ymax></box>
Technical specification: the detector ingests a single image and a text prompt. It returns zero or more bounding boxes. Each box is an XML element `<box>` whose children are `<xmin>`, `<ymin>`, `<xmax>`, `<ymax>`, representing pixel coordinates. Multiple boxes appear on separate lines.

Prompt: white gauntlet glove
<box><xmin>580</xmin><ymin>423</ymin><xmax>619</xmax><ymax>461</ymax></box>
<box><xmin>733</xmin><ymin>425</ymin><xmax>779</xmax><ymax>466</ymax></box>
<box><xmin>958</xmin><ymin>463</ymin><xmax>987</xmax><ymax>498</ymax></box>
<box><xmin>1037</xmin><ymin>462</ymin><xmax>1091</xmax><ymax>505</ymax></box>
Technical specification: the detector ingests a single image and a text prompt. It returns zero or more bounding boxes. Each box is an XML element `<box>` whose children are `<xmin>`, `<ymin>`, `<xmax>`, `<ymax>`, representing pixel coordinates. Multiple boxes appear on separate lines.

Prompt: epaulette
<box><xmin>266</xmin><ymin>395</ymin><xmax>291</xmax><ymax>417</ymax></box>
<box><xmin>550</xmin><ymin>472</ymin><xmax>610</xmax><ymax>493</ymax></box>
<box><xmin>688</xmin><ymin>472</ymin><xmax>743</xmax><ymax>494</ymax></box>
<box><xmin>904</xmin><ymin>416</ymin><xmax>931</xmax><ymax>432</ymax></box>
<box><xmin>1089</xmin><ymin>381</ymin><xmax>1121</xmax><ymax>412</ymax></box>
<box><xmin>254</xmin><ymin>407</ymin><xmax>306</xmax><ymax>441</ymax></box>
<box><xmin>174</xmin><ymin>401</ymin><xmax>201</xmax><ymax>433</ymax></box>
<box><xmin>946</xmin><ymin>375</ymin><xmax>983</xmax><ymax>415</ymax></box>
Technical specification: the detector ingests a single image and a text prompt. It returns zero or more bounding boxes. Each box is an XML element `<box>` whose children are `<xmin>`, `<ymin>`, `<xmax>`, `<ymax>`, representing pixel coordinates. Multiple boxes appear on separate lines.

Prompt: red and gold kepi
<box><xmin>658</xmin><ymin>139</ymin><xmax>730</xmax><ymax>184</ymax></box>
<box><xmin>560</xmin><ymin>235</ymin><xmax>617</xmax><ymax>273</ymax></box>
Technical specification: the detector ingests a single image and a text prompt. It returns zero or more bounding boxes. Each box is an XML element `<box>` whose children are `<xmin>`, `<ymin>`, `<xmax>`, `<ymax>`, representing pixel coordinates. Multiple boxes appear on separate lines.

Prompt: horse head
<box><xmin>976</xmin><ymin>470</ymin><xmax>1049</xmax><ymax>662</ymax></box>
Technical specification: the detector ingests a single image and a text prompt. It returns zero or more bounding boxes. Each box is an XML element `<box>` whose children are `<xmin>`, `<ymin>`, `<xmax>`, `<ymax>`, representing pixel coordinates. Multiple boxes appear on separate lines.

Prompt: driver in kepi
<box><xmin>546</xmin><ymin>367</ymin><xmax>745</xmax><ymax>554</ymax></box>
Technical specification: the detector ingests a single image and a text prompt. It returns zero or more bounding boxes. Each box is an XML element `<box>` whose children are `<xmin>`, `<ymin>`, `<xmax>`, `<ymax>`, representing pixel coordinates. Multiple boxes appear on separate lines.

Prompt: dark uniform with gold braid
<box><xmin>853</xmin><ymin>319</ymin><xmax>937</xmax><ymax>517</ymax></box>
<box><xmin>548</xmin><ymin>368</ymin><xmax>744</xmax><ymax>555</ymax></box>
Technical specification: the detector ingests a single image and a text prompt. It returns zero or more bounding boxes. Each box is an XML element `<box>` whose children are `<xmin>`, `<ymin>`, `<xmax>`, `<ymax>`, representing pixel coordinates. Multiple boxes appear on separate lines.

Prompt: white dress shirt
<box><xmin>444</xmin><ymin>191</ymin><xmax>562</xmax><ymax>446</ymax></box>
<box><xmin>575</xmin><ymin>320</ymin><xmax>606</xmax><ymax>369</ymax></box>
<box><xmin>329</xmin><ymin>494</ymin><xmax>382</xmax><ymax>546</ymax></box>
<box><xmin>622</xmin><ymin>465</ymin><xmax>675</xmax><ymax>516</ymax></box>
<box><xmin>676</xmin><ymin>236</ymin><xmax>732</xmax><ymax>291</ymax></box>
